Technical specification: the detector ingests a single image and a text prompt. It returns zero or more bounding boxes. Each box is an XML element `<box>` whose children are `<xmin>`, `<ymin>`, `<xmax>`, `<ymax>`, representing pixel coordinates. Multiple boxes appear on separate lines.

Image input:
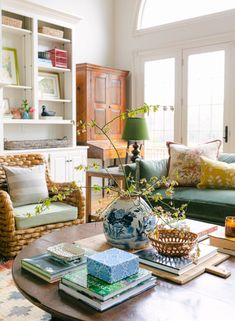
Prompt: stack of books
<box><xmin>209</xmin><ymin>229</ymin><xmax>235</xmax><ymax>256</ymax></box>
<box><xmin>59</xmin><ymin>266</ymin><xmax>155</xmax><ymax>311</ymax></box>
<box><xmin>59</xmin><ymin>248</ymin><xmax>156</xmax><ymax>311</ymax></box>
<box><xmin>21</xmin><ymin>248</ymin><xmax>95</xmax><ymax>283</ymax></box>
<box><xmin>135</xmin><ymin>244</ymin><xmax>217</xmax><ymax>275</ymax></box>
<box><xmin>38</xmin><ymin>58</ymin><xmax>53</xmax><ymax>67</ymax></box>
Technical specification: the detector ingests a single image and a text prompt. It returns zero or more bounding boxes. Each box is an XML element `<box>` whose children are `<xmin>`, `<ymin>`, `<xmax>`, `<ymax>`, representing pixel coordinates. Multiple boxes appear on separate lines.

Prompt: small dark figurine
<box><xmin>41</xmin><ymin>105</ymin><xmax>56</xmax><ymax>116</ymax></box>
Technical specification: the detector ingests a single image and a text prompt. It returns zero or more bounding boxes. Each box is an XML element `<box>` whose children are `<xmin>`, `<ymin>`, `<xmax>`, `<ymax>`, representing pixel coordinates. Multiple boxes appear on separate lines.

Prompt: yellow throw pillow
<box><xmin>198</xmin><ymin>156</ymin><xmax>235</xmax><ymax>189</ymax></box>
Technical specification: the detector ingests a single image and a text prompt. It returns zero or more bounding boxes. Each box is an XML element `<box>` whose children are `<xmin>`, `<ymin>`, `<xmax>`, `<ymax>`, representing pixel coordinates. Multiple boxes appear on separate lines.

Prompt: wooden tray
<box><xmin>75</xmin><ymin>234</ymin><xmax>230</xmax><ymax>285</ymax></box>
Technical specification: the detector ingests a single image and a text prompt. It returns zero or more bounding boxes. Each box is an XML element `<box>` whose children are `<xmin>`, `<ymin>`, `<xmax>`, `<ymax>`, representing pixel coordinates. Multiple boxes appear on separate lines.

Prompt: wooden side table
<box><xmin>86</xmin><ymin>167</ymin><xmax>126</xmax><ymax>222</ymax></box>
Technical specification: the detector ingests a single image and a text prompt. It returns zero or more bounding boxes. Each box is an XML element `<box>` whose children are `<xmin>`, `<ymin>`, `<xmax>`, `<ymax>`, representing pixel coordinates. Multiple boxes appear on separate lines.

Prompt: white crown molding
<box><xmin>2</xmin><ymin>0</ymin><xmax>83</xmax><ymax>24</ymax></box>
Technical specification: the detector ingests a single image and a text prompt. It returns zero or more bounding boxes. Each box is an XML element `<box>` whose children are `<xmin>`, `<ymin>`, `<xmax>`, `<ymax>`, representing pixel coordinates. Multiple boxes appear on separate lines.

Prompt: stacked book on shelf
<box><xmin>135</xmin><ymin>243</ymin><xmax>217</xmax><ymax>275</ymax></box>
<box><xmin>59</xmin><ymin>248</ymin><xmax>156</xmax><ymax>311</ymax></box>
<box><xmin>209</xmin><ymin>229</ymin><xmax>235</xmax><ymax>256</ymax></box>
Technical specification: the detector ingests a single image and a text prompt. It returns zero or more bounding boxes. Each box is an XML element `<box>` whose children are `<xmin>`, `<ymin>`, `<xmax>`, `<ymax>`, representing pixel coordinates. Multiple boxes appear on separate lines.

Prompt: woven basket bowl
<box><xmin>148</xmin><ymin>229</ymin><xmax>198</xmax><ymax>257</ymax></box>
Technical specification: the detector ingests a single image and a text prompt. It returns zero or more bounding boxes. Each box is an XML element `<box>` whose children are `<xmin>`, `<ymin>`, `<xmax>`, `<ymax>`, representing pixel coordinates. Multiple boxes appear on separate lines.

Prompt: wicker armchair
<box><xmin>0</xmin><ymin>154</ymin><xmax>85</xmax><ymax>257</ymax></box>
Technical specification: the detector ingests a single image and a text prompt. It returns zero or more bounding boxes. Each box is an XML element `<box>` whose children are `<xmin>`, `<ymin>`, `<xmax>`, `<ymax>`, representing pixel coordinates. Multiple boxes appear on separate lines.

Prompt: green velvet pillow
<box><xmin>136</xmin><ymin>159</ymin><xmax>168</xmax><ymax>182</ymax></box>
<box><xmin>218</xmin><ymin>153</ymin><xmax>235</xmax><ymax>164</ymax></box>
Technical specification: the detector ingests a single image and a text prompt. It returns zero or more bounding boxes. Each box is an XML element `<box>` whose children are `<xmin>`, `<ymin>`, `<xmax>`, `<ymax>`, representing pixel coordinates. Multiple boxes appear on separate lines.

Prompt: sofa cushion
<box><xmin>3</xmin><ymin>164</ymin><xmax>48</xmax><ymax>207</ymax></box>
<box><xmin>152</xmin><ymin>187</ymin><xmax>235</xmax><ymax>225</ymax></box>
<box><xmin>218</xmin><ymin>153</ymin><xmax>235</xmax><ymax>164</ymax></box>
<box><xmin>14</xmin><ymin>202</ymin><xmax>77</xmax><ymax>230</ymax></box>
<box><xmin>198</xmin><ymin>156</ymin><xmax>235</xmax><ymax>189</ymax></box>
<box><xmin>167</xmin><ymin>140</ymin><xmax>221</xmax><ymax>186</ymax></box>
<box><xmin>136</xmin><ymin>159</ymin><xmax>168</xmax><ymax>181</ymax></box>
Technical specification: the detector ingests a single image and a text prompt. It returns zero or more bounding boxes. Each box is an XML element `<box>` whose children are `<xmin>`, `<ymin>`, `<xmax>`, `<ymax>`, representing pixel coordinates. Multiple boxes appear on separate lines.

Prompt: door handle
<box><xmin>224</xmin><ymin>125</ymin><xmax>228</xmax><ymax>143</ymax></box>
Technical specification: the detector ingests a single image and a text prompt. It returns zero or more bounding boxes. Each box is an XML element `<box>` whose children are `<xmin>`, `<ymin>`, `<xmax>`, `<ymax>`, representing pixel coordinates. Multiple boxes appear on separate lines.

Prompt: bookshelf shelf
<box><xmin>6</xmin><ymin>85</ymin><xmax>33</xmax><ymax>90</ymax></box>
<box><xmin>2</xmin><ymin>24</ymin><xmax>32</xmax><ymax>35</ymax></box>
<box><xmin>39</xmin><ymin>98</ymin><xmax>72</xmax><ymax>103</ymax></box>
<box><xmin>38</xmin><ymin>32</ymin><xmax>71</xmax><ymax>43</ymax></box>
<box><xmin>38</xmin><ymin>66</ymin><xmax>71</xmax><ymax>73</ymax></box>
<box><xmin>3</xmin><ymin>119</ymin><xmax>73</xmax><ymax>125</ymax></box>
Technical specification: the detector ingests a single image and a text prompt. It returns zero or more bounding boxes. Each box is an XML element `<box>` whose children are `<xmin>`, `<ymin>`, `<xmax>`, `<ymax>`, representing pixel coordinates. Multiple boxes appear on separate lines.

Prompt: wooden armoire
<box><xmin>76</xmin><ymin>63</ymin><xmax>129</xmax><ymax>163</ymax></box>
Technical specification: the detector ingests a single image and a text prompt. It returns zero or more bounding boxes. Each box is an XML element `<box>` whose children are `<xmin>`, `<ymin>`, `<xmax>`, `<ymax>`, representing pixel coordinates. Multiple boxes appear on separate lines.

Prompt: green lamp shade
<box><xmin>122</xmin><ymin>117</ymin><xmax>150</xmax><ymax>141</ymax></box>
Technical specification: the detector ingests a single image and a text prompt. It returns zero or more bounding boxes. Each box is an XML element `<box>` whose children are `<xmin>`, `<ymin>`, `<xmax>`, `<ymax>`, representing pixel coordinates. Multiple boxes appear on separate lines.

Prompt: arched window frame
<box><xmin>134</xmin><ymin>0</ymin><xmax>235</xmax><ymax>36</ymax></box>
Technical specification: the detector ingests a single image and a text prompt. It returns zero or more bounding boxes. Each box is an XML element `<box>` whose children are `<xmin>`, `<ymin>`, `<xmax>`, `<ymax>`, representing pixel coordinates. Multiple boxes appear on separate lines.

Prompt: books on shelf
<box><xmin>135</xmin><ymin>244</ymin><xmax>217</xmax><ymax>275</ymax></box>
<box><xmin>21</xmin><ymin>248</ymin><xmax>96</xmax><ymax>283</ymax></box>
<box><xmin>38</xmin><ymin>58</ymin><xmax>53</xmax><ymax>67</ymax></box>
<box><xmin>217</xmin><ymin>247</ymin><xmax>235</xmax><ymax>256</ymax></box>
<box><xmin>61</xmin><ymin>266</ymin><xmax>152</xmax><ymax>301</ymax></box>
<box><xmin>59</xmin><ymin>276</ymin><xmax>156</xmax><ymax>311</ymax></box>
<box><xmin>209</xmin><ymin>228</ymin><xmax>235</xmax><ymax>251</ymax></box>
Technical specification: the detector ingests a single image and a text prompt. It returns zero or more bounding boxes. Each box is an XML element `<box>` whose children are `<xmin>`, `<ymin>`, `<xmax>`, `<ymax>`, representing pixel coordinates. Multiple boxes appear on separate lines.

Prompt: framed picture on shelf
<box><xmin>38</xmin><ymin>72</ymin><xmax>60</xmax><ymax>99</ymax></box>
<box><xmin>2</xmin><ymin>47</ymin><xmax>20</xmax><ymax>85</ymax></box>
<box><xmin>3</xmin><ymin>98</ymin><xmax>10</xmax><ymax>114</ymax></box>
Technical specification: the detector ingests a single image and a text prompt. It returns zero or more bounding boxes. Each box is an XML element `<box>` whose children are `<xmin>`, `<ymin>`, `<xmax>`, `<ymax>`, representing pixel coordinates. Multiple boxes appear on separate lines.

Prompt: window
<box><xmin>144</xmin><ymin>58</ymin><xmax>175</xmax><ymax>159</ymax></box>
<box><xmin>138</xmin><ymin>0</ymin><xmax>235</xmax><ymax>30</ymax></box>
<box><xmin>142</xmin><ymin>44</ymin><xmax>231</xmax><ymax>160</ymax></box>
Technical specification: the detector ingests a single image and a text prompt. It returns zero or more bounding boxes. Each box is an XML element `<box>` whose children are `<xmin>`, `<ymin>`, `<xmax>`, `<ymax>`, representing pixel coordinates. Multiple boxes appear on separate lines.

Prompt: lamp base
<box><xmin>130</xmin><ymin>141</ymin><xmax>142</xmax><ymax>163</ymax></box>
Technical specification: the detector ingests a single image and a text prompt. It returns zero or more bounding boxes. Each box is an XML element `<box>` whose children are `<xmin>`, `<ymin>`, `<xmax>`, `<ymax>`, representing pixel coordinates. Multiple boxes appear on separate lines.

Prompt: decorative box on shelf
<box><xmin>2</xmin><ymin>16</ymin><xmax>23</xmax><ymax>28</ymax></box>
<box><xmin>47</xmin><ymin>48</ymin><xmax>68</xmax><ymax>69</ymax></box>
<box><xmin>87</xmin><ymin>248</ymin><xmax>139</xmax><ymax>284</ymax></box>
<box><xmin>39</xmin><ymin>26</ymin><xmax>64</xmax><ymax>38</ymax></box>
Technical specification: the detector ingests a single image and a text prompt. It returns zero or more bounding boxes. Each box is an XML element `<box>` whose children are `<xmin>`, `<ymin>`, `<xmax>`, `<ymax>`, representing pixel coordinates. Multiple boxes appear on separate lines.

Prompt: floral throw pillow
<box><xmin>167</xmin><ymin>140</ymin><xmax>221</xmax><ymax>186</ymax></box>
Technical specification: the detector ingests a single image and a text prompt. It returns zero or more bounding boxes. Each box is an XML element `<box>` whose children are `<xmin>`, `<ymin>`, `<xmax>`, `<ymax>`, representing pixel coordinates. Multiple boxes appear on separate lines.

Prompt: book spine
<box><xmin>209</xmin><ymin>237</ymin><xmax>235</xmax><ymax>251</ymax></box>
<box><xmin>217</xmin><ymin>247</ymin><xmax>235</xmax><ymax>256</ymax></box>
<box><xmin>197</xmin><ymin>225</ymin><xmax>218</xmax><ymax>240</ymax></box>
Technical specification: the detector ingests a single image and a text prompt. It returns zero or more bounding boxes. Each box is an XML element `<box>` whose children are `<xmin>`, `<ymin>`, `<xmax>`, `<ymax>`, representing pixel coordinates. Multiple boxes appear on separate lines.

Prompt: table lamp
<box><xmin>122</xmin><ymin>117</ymin><xmax>150</xmax><ymax>163</ymax></box>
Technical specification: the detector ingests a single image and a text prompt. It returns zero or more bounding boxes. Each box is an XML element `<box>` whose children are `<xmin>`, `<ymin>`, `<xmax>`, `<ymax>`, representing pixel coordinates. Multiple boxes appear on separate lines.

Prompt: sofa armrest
<box><xmin>47</xmin><ymin>181</ymin><xmax>85</xmax><ymax>220</ymax></box>
<box><xmin>0</xmin><ymin>190</ymin><xmax>16</xmax><ymax>233</ymax></box>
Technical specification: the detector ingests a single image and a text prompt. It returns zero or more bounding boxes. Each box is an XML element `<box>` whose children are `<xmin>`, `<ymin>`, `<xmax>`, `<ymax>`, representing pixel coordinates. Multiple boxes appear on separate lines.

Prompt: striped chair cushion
<box><xmin>3</xmin><ymin>165</ymin><xmax>49</xmax><ymax>207</ymax></box>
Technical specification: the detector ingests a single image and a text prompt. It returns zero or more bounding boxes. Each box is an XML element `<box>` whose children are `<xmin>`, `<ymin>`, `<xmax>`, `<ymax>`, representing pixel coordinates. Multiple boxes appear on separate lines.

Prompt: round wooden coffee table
<box><xmin>13</xmin><ymin>223</ymin><xmax>235</xmax><ymax>321</ymax></box>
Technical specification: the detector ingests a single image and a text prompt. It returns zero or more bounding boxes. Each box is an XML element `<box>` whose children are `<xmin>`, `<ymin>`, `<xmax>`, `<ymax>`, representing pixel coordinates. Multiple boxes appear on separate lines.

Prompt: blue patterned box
<box><xmin>87</xmin><ymin>248</ymin><xmax>139</xmax><ymax>284</ymax></box>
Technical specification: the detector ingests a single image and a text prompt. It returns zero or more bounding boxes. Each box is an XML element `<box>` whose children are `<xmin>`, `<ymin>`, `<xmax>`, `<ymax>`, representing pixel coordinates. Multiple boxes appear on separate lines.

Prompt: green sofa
<box><xmin>125</xmin><ymin>153</ymin><xmax>235</xmax><ymax>226</ymax></box>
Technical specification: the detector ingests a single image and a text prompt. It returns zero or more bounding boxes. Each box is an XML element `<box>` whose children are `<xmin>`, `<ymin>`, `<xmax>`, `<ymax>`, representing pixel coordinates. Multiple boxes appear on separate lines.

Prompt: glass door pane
<box><xmin>186</xmin><ymin>50</ymin><xmax>225</xmax><ymax>147</ymax></box>
<box><xmin>144</xmin><ymin>58</ymin><xmax>175</xmax><ymax>160</ymax></box>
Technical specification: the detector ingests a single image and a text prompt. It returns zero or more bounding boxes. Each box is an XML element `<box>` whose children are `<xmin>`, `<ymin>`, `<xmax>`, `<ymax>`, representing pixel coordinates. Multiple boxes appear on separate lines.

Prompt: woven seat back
<box><xmin>0</xmin><ymin>154</ymin><xmax>48</xmax><ymax>191</ymax></box>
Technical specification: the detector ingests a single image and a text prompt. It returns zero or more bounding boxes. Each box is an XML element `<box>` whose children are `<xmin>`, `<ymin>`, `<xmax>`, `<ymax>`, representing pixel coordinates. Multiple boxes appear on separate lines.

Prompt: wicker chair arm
<box><xmin>48</xmin><ymin>181</ymin><xmax>85</xmax><ymax>220</ymax></box>
<box><xmin>0</xmin><ymin>190</ymin><xmax>16</xmax><ymax>233</ymax></box>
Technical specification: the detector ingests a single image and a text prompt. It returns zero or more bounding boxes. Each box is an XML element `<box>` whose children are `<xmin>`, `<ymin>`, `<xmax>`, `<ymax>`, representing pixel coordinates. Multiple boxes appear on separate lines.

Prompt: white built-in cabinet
<box><xmin>0</xmin><ymin>0</ymin><xmax>88</xmax><ymax>185</ymax></box>
<box><xmin>49</xmin><ymin>150</ymin><xmax>87</xmax><ymax>186</ymax></box>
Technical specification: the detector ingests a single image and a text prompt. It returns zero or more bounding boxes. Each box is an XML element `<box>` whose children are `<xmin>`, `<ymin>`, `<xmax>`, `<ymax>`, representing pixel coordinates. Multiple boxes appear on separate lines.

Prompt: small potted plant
<box><xmin>20</xmin><ymin>99</ymin><xmax>30</xmax><ymax>119</ymax></box>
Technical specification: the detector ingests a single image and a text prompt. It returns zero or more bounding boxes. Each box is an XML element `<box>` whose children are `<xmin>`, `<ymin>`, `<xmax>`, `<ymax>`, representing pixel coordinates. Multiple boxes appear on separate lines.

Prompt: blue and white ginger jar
<box><xmin>103</xmin><ymin>196</ymin><xmax>156</xmax><ymax>250</ymax></box>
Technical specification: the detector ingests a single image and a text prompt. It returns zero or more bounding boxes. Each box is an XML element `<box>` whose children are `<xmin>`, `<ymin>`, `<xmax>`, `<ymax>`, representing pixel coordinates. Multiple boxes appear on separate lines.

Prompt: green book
<box><xmin>61</xmin><ymin>266</ymin><xmax>152</xmax><ymax>301</ymax></box>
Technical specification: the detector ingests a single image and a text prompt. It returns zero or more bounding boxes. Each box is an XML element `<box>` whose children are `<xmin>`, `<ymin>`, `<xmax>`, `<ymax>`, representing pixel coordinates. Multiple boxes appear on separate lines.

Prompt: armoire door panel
<box><xmin>94</xmin><ymin>108</ymin><xmax>106</xmax><ymax>134</ymax></box>
<box><xmin>110</xmin><ymin>79</ymin><xmax>121</xmax><ymax>105</ymax></box>
<box><xmin>93</xmin><ymin>72</ymin><xmax>108</xmax><ymax>104</ymax></box>
<box><xmin>109</xmin><ymin>108</ymin><xmax>121</xmax><ymax>135</ymax></box>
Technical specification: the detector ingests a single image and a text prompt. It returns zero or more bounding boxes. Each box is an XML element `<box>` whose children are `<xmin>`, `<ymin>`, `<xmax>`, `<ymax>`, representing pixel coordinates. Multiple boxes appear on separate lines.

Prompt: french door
<box><xmin>142</xmin><ymin>43</ymin><xmax>233</xmax><ymax>160</ymax></box>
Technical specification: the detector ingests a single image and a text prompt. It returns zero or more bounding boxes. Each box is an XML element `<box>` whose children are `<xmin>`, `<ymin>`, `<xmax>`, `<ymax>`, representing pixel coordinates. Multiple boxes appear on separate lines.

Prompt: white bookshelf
<box><xmin>0</xmin><ymin>0</ymin><xmax>82</xmax><ymax>152</ymax></box>
<box><xmin>0</xmin><ymin>0</ymin><xmax>88</xmax><ymax>184</ymax></box>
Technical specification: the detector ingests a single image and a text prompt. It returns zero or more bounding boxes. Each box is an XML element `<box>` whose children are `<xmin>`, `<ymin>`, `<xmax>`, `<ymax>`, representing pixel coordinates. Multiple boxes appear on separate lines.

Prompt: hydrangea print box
<box><xmin>87</xmin><ymin>248</ymin><xmax>139</xmax><ymax>284</ymax></box>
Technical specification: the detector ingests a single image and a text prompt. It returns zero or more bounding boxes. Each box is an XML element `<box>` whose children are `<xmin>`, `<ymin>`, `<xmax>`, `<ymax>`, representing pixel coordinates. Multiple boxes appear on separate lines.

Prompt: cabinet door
<box><xmin>108</xmin><ymin>74</ymin><xmax>126</xmax><ymax>139</ymax></box>
<box><xmin>68</xmin><ymin>151</ymin><xmax>87</xmax><ymax>187</ymax></box>
<box><xmin>90</xmin><ymin>71</ymin><xmax>108</xmax><ymax>140</ymax></box>
<box><xmin>49</xmin><ymin>152</ymin><xmax>68</xmax><ymax>182</ymax></box>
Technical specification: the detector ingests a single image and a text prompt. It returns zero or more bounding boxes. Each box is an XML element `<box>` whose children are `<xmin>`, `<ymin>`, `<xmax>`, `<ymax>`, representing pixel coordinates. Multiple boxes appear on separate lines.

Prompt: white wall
<box><xmin>28</xmin><ymin>0</ymin><xmax>114</xmax><ymax>67</ymax></box>
<box><xmin>114</xmin><ymin>0</ymin><xmax>235</xmax><ymax>104</ymax></box>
